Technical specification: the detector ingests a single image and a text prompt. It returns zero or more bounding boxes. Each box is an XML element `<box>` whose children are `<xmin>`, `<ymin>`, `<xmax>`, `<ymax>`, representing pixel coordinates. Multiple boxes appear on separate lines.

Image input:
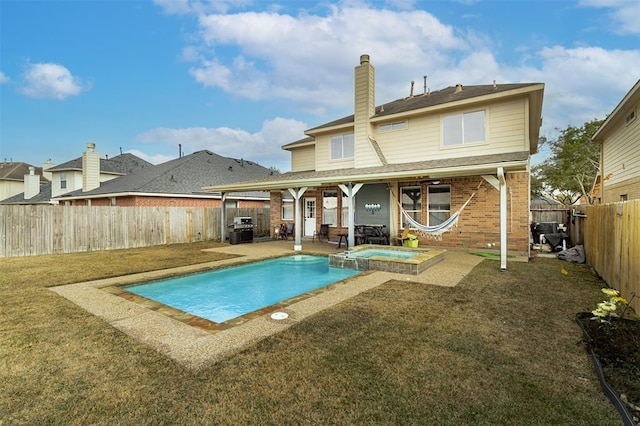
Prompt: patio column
<box><xmin>338</xmin><ymin>183</ymin><xmax>363</xmax><ymax>248</ymax></box>
<box><xmin>220</xmin><ymin>192</ymin><xmax>227</xmax><ymax>243</ymax></box>
<box><xmin>288</xmin><ymin>187</ymin><xmax>307</xmax><ymax>251</ymax></box>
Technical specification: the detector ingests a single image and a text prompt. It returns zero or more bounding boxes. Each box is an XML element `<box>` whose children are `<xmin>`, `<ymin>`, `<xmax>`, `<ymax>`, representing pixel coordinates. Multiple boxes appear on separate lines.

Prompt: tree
<box><xmin>532</xmin><ymin>119</ymin><xmax>604</xmax><ymax>205</ymax></box>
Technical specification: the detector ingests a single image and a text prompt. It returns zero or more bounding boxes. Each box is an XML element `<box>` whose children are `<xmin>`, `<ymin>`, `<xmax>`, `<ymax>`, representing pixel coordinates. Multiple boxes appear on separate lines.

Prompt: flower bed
<box><xmin>576</xmin><ymin>289</ymin><xmax>640</xmax><ymax>426</ymax></box>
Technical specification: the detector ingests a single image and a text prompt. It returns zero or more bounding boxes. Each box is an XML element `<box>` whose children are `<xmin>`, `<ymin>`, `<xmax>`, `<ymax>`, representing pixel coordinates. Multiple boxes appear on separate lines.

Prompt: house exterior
<box><xmin>54</xmin><ymin>149</ymin><xmax>275</xmax><ymax>208</ymax></box>
<box><xmin>206</xmin><ymin>55</ymin><xmax>544</xmax><ymax>268</ymax></box>
<box><xmin>1</xmin><ymin>143</ymin><xmax>152</xmax><ymax>205</ymax></box>
<box><xmin>591</xmin><ymin>79</ymin><xmax>640</xmax><ymax>203</ymax></box>
<box><xmin>0</xmin><ymin>161</ymin><xmax>50</xmax><ymax>202</ymax></box>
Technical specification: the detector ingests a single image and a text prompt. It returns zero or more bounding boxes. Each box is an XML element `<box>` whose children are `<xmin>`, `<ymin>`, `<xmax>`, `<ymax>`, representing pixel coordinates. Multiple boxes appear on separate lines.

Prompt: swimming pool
<box><xmin>346</xmin><ymin>248</ymin><xmax>419</xmax><ymax>259</ymax></box>
<box><xmin>125</xmin><ymin>255</ymin><xmax>361</xmax><ymax>324</ymax></box>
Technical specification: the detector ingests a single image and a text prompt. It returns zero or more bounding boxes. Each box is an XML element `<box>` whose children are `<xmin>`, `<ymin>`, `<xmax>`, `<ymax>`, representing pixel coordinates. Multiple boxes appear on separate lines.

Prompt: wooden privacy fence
<box><xmin>583</xmin><ymin>200</ymin><xmax>640</xmax><ymax>313</ymax></box>
<box><xmin>0</xmin><ymin>205</ymin><xmax>270</xmax><ymax>258</ymax></box>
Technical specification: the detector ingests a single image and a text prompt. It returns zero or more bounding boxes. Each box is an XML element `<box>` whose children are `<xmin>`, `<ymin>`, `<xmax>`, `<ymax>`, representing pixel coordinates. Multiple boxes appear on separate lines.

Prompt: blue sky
<box><xmin>1</xmin><ymin>0</ymin><xmax>639</xmax><ymax>172</ymax></box>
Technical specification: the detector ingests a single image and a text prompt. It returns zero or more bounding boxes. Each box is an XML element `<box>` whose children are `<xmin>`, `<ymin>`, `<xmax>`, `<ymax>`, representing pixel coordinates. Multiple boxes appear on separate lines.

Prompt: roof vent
<box><xmin>493</xmin><ymin>79</ymin><xmax>497</xmax><ymax>89</ymax></box>
<box><xmin>228</xmin><ymin>166</ymin><xmax>233</xmax><ymax>171</ymax></box>
<box><xmin>454</xmin><ymin>84</ymin><xmax>463</xmax><ymax>93</ymax></box>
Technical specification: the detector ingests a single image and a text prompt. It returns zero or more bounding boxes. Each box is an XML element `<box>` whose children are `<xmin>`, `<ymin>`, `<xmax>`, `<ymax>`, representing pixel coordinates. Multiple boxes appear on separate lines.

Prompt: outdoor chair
<box><xmin>282</xmin><ymin>223</ymin><xmax>294</xmax><ymax>240</ymax></box>
<box><xmin>313</xmin><ymin>224</ymin><xmax>330</xmax><ymax>243</ymax></box>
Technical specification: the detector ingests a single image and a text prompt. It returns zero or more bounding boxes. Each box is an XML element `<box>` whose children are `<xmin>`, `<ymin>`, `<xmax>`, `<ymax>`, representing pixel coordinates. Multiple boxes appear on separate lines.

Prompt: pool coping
<box><xmin>50</xmin><ymin>243</ymin><xmax>484</xmax><ymax>372</ymax></box>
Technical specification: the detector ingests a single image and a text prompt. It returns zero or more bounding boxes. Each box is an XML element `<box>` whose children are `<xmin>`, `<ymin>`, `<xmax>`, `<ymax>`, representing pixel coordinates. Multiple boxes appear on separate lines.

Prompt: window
<box><xmin>379</xmin><ymin>121</ymin><xmax>407</xmax><ymax>131</ymax></box>
<box><xmin>282</xmin><ymin>202</ymin><xmax>293</xmax><ymax>220</ymax></box>
<box><xmin>330</xmin><ymin>134</ymin><xmax>354</xmax><ymax>160</ymax></box>
<box><xmin>621</xmin><ymin>194</ymin><xmax>628</xmax><ymax>202</ymax></box>
<box><xmin>428</xmin><ymin>185</ymin><xmax>451</xmax><ymax>226</ymax></box>
<box><xmin>401</xmin><ymin>186</ymin><xmax>421</xmax><ymax>228</ymax></box>
<box><xmin>60</xmin><ymin>172</ymin><xmax>67</xmax><ymax>189</ymax></box>
<box><xmin>442</xmin><ymin>110</ymin><xmax>485</xmax><ymax>146</ymax></box>
<box><xmin>109</xmin><ymin>197</ymin><xmax>116</xmax><ymax>206</ymax></box>
<box><xmin>322</xmin><ymin>191</ymin><xmax>338</xmax><ymax>227</ymax></box>
<box><xmin>341</xmin><ymin>194</ymin><xmax>350</xmax><ymax>226</ymax></box>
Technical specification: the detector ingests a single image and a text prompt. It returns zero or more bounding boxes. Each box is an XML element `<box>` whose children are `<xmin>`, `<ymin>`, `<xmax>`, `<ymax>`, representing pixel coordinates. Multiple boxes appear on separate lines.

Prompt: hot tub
<box><xmin>329</xmin><ymin>245</ymin><xmax>446</xmax><ymax>275</ymax></box>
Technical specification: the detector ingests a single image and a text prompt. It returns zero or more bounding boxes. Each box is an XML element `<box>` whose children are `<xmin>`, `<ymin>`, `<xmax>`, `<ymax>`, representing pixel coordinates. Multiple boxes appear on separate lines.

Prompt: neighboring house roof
<box><xmin>48</xmin><ymin>153</ymin><xmax>153</xmax><ymax>175</ymax></box>
<box><xmin>55</xmin><ymin>150</ymin><xmax>276</xmax><ymax>200</ymax></box>
<box><xmin>592</xmin><ymin>79</ymin><xmax>640</xmax><ymax>142</ymax></box>
<box><xmin>0</xmin><ymin>162</ymin><xmax>49</xmax><ymax>183</ymax></box>
<box><xmin>206</xmin><ymin>151</ymin><xmax>529</xmax><ymax>192</ymax></box>
<box><xmin>1</xmin><ymin>182</ymin><xmax>54</xmax><ymax>204</ymax></box>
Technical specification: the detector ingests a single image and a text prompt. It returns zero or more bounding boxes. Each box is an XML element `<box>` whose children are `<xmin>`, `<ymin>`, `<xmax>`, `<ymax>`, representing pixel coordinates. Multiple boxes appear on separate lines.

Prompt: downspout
<box><xmin>497</xmin><ymin>167</ymin><xmax>507</xmax><ymax>270</ymax></box>
<box><xmin>288</xmin><ymin>187</ymin><xmax>307</xmax><ymax>251</ymax></box>
<box><xmin>220</xmin><ymin>192</ymin><xmax>227</xmax><ymax>243</ymax></box>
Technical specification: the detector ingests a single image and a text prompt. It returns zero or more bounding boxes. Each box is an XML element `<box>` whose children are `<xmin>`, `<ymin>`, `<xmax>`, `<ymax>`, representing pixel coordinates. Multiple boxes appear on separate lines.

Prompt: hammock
<box><xmin>397</xmin><ymin>182</ymin><xmax>481</xmax><ymax>240</ymax></box>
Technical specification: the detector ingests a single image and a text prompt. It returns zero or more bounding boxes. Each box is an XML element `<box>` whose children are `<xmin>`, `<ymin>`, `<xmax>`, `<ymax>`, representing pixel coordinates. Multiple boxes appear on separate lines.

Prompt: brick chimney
<box><xmin>354</xmin><ymin>54</ymin><xmax>378</xmax><ymax>167</ymax></box>
<box><xmin>82</xmin><ymin>142</ymin><xmax>100</xmax><ymax>192</ymax></box>
<box><xmin>24</xmin><ymin>166</ymin><xmax>40</xmax><ymax>199</ymax></box>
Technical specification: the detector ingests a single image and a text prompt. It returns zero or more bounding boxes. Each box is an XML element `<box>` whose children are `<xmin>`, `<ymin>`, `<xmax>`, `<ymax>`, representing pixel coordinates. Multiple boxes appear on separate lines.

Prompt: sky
<box><xmin>1</xmin><ymin>0</ymin><xmax>639</xmax><ymax>173</ymax></box>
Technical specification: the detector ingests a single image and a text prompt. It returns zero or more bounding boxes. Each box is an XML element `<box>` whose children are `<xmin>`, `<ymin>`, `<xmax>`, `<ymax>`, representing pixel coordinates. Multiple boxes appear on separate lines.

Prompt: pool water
<box><xmin>347</xmin><ymin>248</ymin><xmax>418</xmax><ymax>259</ymax></box>
<box><xmin>125</xmin><ymin>255</ymin><xmax>361</xmax><ymax>323</ymax></box>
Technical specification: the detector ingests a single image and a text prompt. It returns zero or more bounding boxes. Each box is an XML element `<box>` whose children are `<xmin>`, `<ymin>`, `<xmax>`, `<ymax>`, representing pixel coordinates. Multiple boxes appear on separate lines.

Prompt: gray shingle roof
<box><xmin>48</xmin><ymin>153</ymin><xmax>153</xmax><ymax>175</ymax></box>
<box><xmin>56</xmin><ymin>150</ymin><xmax>277</xmax><ymax>198</ymax></box>
<box><xmin>206</xmin><ymin>151</ymin><xmax>530</xmax><ymax>192</ymax></box>
<box><xmin>0</xmin><ymin>182</ymin><xmax>54</xmax><ymax>204</ymax></box>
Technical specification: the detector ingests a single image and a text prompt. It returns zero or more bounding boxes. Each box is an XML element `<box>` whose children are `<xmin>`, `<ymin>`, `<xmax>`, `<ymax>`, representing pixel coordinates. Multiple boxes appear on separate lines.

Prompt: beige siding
<box><xmin>0</xmin><ymin>181</ymin><xmax>24</xmax><ymax>201</ymax></box>
<box><xmin>602</xmin><ymin>102</ymin><xmax>640</xmax><ymax>201</ymax></box>
<box><xmin>290</xmin><ymin>145</ymin><xmax>316</xmax><ymax>172</ymax></box>
<box><xmin>376</xmin><ymin>98</ymin><xmax>528</xmax><ymax>164</ymax></box>
<box><xmin>603</xmin><ymin>176</ymin><xmax>640</xmax><ymax>203</ymax></box>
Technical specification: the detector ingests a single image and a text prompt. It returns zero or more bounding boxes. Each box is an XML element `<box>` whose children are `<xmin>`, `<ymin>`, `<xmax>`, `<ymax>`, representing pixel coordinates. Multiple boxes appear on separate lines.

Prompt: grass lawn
<box><xmin>0</xmin><ymin>243</ymin><xmax>623</xmax><ymax>424</ymax></box>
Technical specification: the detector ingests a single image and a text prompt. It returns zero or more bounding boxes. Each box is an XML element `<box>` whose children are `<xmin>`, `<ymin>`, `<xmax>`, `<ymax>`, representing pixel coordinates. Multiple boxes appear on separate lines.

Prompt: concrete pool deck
<box><xmin>50</xmin><ymin>240</ymin><xmax>485</xmax><ymax>371</ymax></box>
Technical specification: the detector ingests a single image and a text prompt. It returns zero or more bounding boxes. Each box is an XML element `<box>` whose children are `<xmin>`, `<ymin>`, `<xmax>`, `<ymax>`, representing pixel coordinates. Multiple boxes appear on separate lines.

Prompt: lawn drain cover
<box><xmin>270</xmin><ymin>312</ymin><xmax>289</xmax><ymax>320</ymax></box>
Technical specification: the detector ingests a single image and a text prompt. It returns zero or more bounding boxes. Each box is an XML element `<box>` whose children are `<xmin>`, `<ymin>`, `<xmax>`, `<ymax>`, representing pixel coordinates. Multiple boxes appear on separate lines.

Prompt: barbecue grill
<box><xmin>229</xmin><ymin>216</ymin><xmax>254</xmax><ymax>244</ymax></box>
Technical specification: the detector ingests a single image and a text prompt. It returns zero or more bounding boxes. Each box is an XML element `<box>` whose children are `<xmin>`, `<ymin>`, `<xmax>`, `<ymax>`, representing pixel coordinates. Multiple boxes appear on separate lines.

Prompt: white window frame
<box><xmin>60</xmin><ymin>172</ymin><xmax>67</xmax><ymax>190</ymax></box>
<box><xmin>282</xmin><ymin>202</ymin><xmax>294</xmax><ymax>220</ymax></box>
<box><xmin>442</xmin><ymin>110</ymin><xmax>486</xmax><ymax>146</ymax></box>
<box><xmin>400</xmin><ymin>186</ymin><xmax>421</xmax><ymax>229</ymax></box>
<box><xmin>322</xmin><ymin>190</ymin><xmax>338</xmax><ymax>227</ymax></box>
<box><xmin>428</xmin><ymin>185</ymin><xmax>451</xmax><ymax>226</ymax></box>
<box><xmin>379</xmin><ymin>121</ymin><xmax>407</xmax><ymax>132</ymax></box>
<box><xmin>330</xmin><ymin>133</ymin><xmax>354</xmax><ymax>160</ymax></box>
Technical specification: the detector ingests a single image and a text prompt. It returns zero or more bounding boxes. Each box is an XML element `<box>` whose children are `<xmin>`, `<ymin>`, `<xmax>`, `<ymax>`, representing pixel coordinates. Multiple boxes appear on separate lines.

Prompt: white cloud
<box><xmin>135</xmin><ymin>117</ymin><xmax>307</xmax><ymax>171</ymax></box>
<box><xmin>580</xmin><ymin>0</ymin><xmax>640</xmax><ymax>34</ymax></box>
<box><xmin>19</xmin><ymin>63</ymin><xmax>88</xmax><ymax>100</ymax></box>
<box><xmin>517</xmin><ymin>46</ymin><xmax>640</xmax><ymax>135</ymax></box>
<box><xmin>159</xmin><ymin>2</ymin><xmax>640</xmax><ymax>157</ymax></box>
<box><xmin>125</xmin><ymin>150</ymin><xmax>175</xmax><ymax>165</ymax></box>
<box><xmin>0</xmin><ymin>71</ymin><xmax>9</xmax><ymax>84</ymax></box>
<box><xmin>184</xmin><ymin>3</ymin><xmax>467</xmax><ymax>111</ymax></box>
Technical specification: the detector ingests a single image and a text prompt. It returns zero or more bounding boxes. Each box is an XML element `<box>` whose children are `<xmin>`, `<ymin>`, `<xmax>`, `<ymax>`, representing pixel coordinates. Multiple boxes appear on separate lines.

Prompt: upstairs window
<box><xmin>442</xmin><ymin>110</ymin><xmax>485</xmax><ymax>146</ymax></box>
<box><xmin>330</xmin><ymin>134</ymin><xmax>354</xmax><ymax>160</ymax></box>
<box><xmin>379</xmin><ymin>121</ymin><xmax>407</xmax><ymax>131</ymax></box>
<box><xmin>60</xmin><ymin>172</ymin><xmax>67</xmax><ymax>190</ymax></box>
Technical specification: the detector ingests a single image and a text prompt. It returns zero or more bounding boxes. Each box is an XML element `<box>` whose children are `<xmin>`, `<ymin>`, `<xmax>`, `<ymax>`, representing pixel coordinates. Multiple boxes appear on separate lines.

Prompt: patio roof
<box><xmin>204</xmin><ymin>151</ymin><xmax>529</xmax><ymax>192</ymax></box>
